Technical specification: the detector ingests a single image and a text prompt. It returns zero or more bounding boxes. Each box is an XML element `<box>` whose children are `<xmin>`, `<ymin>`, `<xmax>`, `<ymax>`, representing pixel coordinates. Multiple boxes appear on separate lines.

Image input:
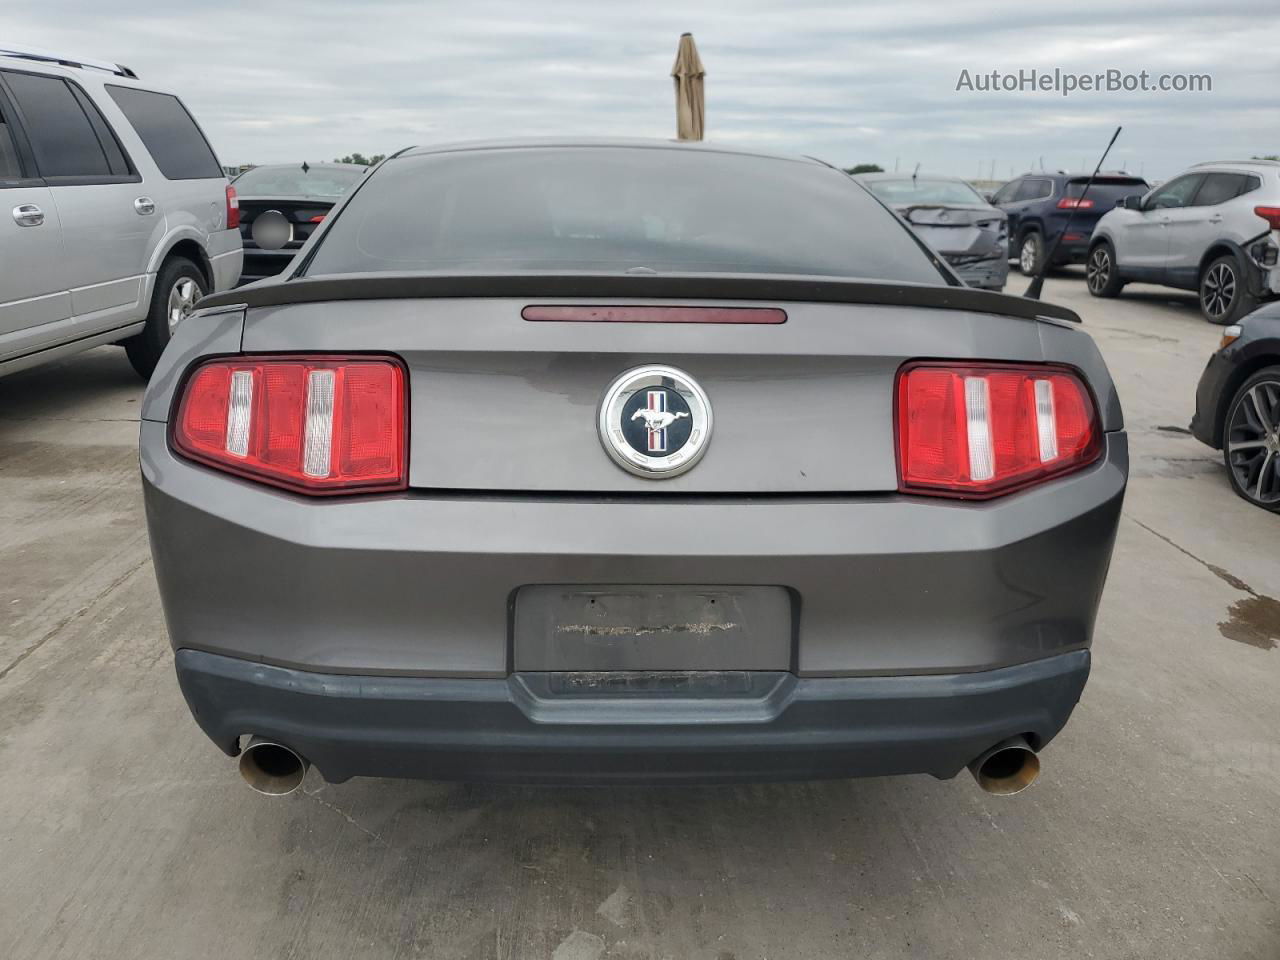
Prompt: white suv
<box><xmin>1087</xmin><ymin>160</ymin><xmax>1280</xmax><ymax>324</ymax></box>
<box><xmin>0</xmin><ymin>46</ymin><xmax>241</xmax><ymax>378</ymax></box>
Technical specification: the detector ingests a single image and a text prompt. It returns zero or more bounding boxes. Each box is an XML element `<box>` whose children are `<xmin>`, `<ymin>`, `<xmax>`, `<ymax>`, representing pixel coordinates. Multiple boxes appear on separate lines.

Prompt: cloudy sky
<box><xmin>5</xmin><ymin>0</ymin><xmax>1275</xmax><ymax>180</ymax></box>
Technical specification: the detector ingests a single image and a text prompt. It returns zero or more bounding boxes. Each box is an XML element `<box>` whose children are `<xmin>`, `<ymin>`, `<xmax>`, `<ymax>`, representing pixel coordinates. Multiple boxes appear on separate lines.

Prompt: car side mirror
<box><xmin>1121</xmin><ymin>194</ymin><xmax>1145</xmax><ymax>211</ymax></box>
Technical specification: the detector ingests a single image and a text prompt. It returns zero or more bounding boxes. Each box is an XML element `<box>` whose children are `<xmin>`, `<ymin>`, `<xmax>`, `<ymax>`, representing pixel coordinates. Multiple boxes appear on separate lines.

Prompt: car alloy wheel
<box><xmin>1225</xmin><ymin>377</ymin><xmax>1280</xmax><ymax>508</ymax></box>
<box><xmin>1019</xmin><ymin>234</ymin><xmax>1040</xmax><ymax>275</ymax></box>
<box><xmin>1086</xmin><ymin>246</ymin><xmax>1110</xmax><ymax>293</ymax></box>
<box><xmin>1201</xmin><ymin>262</ymin><xmax>1237</xmax><ymax>321</ymax></box>
<box><xmin>167</xmin><ymin>277</ymin><xmax>201</xmax><ymax>334</ymax></box>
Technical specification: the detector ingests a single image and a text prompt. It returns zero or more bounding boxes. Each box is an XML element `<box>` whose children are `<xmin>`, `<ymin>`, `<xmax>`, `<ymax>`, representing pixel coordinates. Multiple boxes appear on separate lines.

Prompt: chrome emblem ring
<box><xmin>598</xmin><ymin>365</ymin><xmax>712</xmax><ymax>478</ymax></box>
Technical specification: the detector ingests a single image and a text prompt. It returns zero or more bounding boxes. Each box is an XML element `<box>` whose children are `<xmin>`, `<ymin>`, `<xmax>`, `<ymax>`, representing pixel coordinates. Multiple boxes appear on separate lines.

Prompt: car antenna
<box><xmin>301</xmin><ymin>161</ymin><xmax>310</xmax><ymax>174</ymax></box>
<box><xmin>1024</xmin><ymin>125</ymin><xmax>1122</xmax><ymax>300</ymax></box>
<box><xmin>912</xmin><ymin>162</ymin><xmax>920</xmax><ymax>183</ymax></box>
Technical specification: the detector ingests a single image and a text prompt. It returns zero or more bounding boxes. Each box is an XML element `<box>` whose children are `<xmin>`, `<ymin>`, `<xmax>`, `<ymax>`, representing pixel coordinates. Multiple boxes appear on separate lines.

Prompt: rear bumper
<box><xmin>238</xmin><ymin>248</ymin><xmax>296</xmax><ymax>286</ymax></box>
<box><xmin>142</xmin><ymin>425</ymin><xmax>1127</xmax><ymax>677</ymax></box>
<box><xmin>176</xmin><ymin>647</ymin><xmax>1091</xmax><ymax>784</ymax></box>
<box><xmin>1051</xmin><ymin>241</ymin><xmax>1090</xmax><ymax>265</ymax></box>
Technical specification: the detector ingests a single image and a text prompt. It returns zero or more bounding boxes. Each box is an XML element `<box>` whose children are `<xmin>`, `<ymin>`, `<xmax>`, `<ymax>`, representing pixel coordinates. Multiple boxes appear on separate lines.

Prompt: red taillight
<box><xmin>896</xmin><ymin>362</ymin><xmax>1101</xmax><ymax>499</ymax></box>
<box><xmin>309</xmin><ymin>214</ymin><xmax>326</xmax><ymax>223</ymax></box>
<box><xmin>172</xmin><ymin>356</ymin><xmax>407</xmax><ymax>495</ymax></box>
<box><xmin>1254</xmin><ymin>206</ymin><xmax>1280</xmax><ymax>231</ymax></box>
<box><xmin>1057</xmin><ymin>197</ymin><xmax>1094</xmax><ymax>209</ymax></box>
<box><xmin>225</xmin><ymin>184</ymin><xmax>240</xmax><ymax>229</ymax></box>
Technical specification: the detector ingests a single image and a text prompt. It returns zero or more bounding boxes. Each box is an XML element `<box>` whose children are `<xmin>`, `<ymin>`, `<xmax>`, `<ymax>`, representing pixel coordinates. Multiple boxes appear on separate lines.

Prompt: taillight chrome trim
<box><xmin>169</xmin><ymin>353</ymin><xmax>410</xmax><ymax>497</ymax></box>
<box><xmin>894</xmin><ymin>360</ymin><xmax>1104</xmax><ymax>501</ymax></box>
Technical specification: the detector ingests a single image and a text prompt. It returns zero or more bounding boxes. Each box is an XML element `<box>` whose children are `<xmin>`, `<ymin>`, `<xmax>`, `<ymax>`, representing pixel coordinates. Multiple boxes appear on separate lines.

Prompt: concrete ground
<box><xmin>0</xmin><ymin>273</ymin><xmax>1276</xmax><ymax>960</ymax></box>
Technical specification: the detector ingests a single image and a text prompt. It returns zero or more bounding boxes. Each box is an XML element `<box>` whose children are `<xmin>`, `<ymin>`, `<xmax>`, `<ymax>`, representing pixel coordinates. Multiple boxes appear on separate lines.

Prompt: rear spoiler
<box><xmin>198</xmin><ymin>273</ymin><xmax>1081</xmax><ymax>324</ymax></box>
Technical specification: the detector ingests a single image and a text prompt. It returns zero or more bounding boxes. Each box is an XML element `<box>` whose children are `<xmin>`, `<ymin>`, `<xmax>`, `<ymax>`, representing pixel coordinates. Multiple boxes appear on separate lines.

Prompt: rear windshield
<box><xmin>1065</xmin><ymin>178</ymin><xmax>1149</xmax><ymax>201</ymax></box>
<box><xmin>303</xmin><ymin>147</ymin><xmax>949</xmax><ymax>283</ymax></box>
<box><xmin>234</xmin><ymin>165</ymin><xmax>365</xmax><ymax>197</ymax></box>
<box><xmin>865</xmin><ymin>178</ymin><xmax>985</xmax><ymax>206</ymax></box>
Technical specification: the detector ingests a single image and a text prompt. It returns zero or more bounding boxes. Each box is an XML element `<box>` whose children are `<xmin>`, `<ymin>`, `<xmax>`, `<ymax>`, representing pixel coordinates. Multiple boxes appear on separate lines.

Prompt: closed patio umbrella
<box><xmin>671</xmin><ymin>33</ymin><xmax>705</xmax><ymax>141</ymax></box>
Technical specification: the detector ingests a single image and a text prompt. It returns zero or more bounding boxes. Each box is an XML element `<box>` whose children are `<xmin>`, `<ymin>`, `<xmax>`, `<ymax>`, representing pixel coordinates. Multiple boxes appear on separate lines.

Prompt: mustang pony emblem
<box><xmin>599</xmin><ymin>366</ymin><xmax>712</xmax><ymax>477</ymax></box>
<box><xmin>631</xmin><ymin>407</ymin><xmax>689</xmax><ymax>431</ymax></box>
<box><xmin>631</xmin><ymin>391</ymin><xmax>689</xmax><ymax>452</ymax></box>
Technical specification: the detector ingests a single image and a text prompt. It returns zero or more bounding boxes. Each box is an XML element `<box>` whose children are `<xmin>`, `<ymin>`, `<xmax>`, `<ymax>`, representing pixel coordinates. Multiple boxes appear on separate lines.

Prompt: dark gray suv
<box><xmin>141</xmin><ymin>139</ymin><xmax>1127</xmax><ymax>798</ymax></box>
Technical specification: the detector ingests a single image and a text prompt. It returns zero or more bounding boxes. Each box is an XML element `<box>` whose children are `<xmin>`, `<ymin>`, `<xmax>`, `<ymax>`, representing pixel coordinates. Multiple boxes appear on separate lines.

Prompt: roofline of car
<box><xmin>0</xmin><ymin>46</ymin><xmax>138</xmax><ymax>78</ymax></box>
<box><xmin>1189</xmin><ymin>159</ymin><xmax>1280</xmax><ymax>168</ymax></box>
<box><xmin>392</xmin><ymin>138</ymin><xmax>823</xmax><ymax>166</ymax></box>
<box><xmin>197</xmin><ymin>273</ymin><xmax>1081</xmax><ymax>325</ymax></box>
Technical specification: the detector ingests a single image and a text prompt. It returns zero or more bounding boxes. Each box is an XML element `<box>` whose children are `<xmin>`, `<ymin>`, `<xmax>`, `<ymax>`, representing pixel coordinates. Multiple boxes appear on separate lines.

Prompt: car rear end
<box><xmin>230</xmin><ymin>164</ymin><xmax>366</xmax><ymax>284</ymax></box>
<box><xmin>1051</xmin><ymin>175</ymin><xmax>1148</xmax><ymax>264</ymax></box>
<box><xmin>235</xmin><ymin>198</ymin><xmax>332</xmax><ymax>283</ymax></box>
<box><xmin>1244</xmin><ymin>167</ymin><xmax>1280</xmax><ymax>298</ymax></box>
<box><xmin>861</xmin><ymin>176</ymin><xmax>1009</xmax><ymax>290</ymax></box>
<box><xmin>140</xmin><ymin>143</ymin><xmax>1127</xmax><ymax>790</ymax></box>
<box><xmin>899</xmin><ymin>206</ymin><xmax>1008</xmax><ymax>289</ymax></box>
<box><xmin>96</xmin><ymin>77</ymin><xmax>243</xmax><ymax>293</ymax></box>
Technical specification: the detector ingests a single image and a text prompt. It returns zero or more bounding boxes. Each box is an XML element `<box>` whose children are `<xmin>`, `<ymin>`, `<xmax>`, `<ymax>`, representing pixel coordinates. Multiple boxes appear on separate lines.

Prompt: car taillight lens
<box><xmin>172</xmin><ymin>356</ymin><xmax>407</xmax><ymax>495</ymax></box>
<box><xmin>1057</xmin><ymin>197</ymin><xmax>1094</xmax><ymax>209</ymax></box>
<box><xmin>225</xmin><ymin>184</ymin><xmax>240</xmax><ymax>229</ymax></box>
<box><xmin>1254</xmin><ymin>206</ymin><xmax>1280</xmax><ymax>231</ymax></box>
<box><xmin>896</xmin><ymin>363</ymin><xmax>1101</xmax><ymax>499</ymax></box>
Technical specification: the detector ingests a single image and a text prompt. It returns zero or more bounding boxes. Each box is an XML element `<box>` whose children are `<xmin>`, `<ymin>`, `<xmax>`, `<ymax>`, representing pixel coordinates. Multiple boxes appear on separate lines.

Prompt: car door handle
<box><xmin>134</xmin><ymin>197</ymin><xmax>156</xmax><ymax>216</ymax></box>
<box><xmin>12</xmin><ymin>203</ymin><xmax>44</xmax><ymax>227</ymax></box>
<box><xmin>1208</xmin><ymin>214</ymin><xmax>1223</xmax><ymax>224</ymax></box>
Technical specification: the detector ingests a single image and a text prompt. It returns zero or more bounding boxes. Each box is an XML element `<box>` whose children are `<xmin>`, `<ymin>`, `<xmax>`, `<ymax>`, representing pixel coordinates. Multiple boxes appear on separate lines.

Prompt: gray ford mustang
<box><xmin>140</xmin><ymin>138</ymin><xmax>1126</xmax><ymax>797</ymax></box>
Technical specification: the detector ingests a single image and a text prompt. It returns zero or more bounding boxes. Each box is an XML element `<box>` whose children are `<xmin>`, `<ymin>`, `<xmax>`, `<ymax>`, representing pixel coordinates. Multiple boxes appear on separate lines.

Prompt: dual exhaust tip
<box><xmin>968</xmin><ymin>736</ymin><xmax>1041</xmax><ymax>796</ymax></box>
<box><xmin>236</xmin><ymin>734</ymin><xmax>1040</xmax><ymax>797</ymax></box>
<box><xmin>238</xmin><ymin>737</ymin><xmax>309</xmax><ymax>796</ymax></box>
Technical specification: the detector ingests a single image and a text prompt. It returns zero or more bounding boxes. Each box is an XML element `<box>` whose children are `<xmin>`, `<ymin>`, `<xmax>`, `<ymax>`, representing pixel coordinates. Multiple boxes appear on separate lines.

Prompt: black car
<box><xmin>991</xmin><ymin>172</ymin><xmax>1148</xmax><ymax>276</ymax></box>
<box><xmin>1191</xmin><ymin>301</ymin><xmax>1280</xmax><ymax>511</ymax></box>
<box><xmin>231</xmin><ymin>162</ymin><xmax>368</xmax><ymax>284</ymax></box>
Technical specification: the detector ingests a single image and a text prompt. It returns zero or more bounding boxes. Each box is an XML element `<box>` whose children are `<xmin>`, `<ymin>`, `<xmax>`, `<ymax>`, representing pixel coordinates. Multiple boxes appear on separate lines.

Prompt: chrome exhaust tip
<box><xmin>238</xmin><ymin>737</ymin><xmax>309</xmax><ymax>796</ymax></box>
<box><xmin>968</xmin><ymin>736</ymin><xmax>1041</xmax><ymax>796</ymax></box>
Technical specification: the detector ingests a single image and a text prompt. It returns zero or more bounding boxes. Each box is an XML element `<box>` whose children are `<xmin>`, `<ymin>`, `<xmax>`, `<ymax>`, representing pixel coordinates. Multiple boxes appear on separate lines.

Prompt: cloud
<box><xmin>6</xmin><ymin>0</ymin><xmax>1274</xmax><ymax>179</ymax></box>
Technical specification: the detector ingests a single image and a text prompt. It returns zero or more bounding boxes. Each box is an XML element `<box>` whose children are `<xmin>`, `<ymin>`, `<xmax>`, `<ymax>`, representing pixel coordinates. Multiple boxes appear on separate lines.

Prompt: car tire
<box><xmin>1016</xmin><ymin>230</ymin><xmax>1044</xmax><ymax>276</ymax></box>
<box><xmin>1199</xmin><ymin>254</ymin><xmax>1258</xmax><ymax>326</ymax></box>
<box><xmin>1085</xmin><ymin>241</ymin><xmax>1124</xmax><ymax>298</ymax></box>
<box><xmin>125</xmin><ymin>257</ymin><xmax>206</xmax><ymax>380</ymax></box>
<box><xmin>1221</xmin><ymin>366</ymin><xmax>1280</xmax><ymax>512</ymax></box>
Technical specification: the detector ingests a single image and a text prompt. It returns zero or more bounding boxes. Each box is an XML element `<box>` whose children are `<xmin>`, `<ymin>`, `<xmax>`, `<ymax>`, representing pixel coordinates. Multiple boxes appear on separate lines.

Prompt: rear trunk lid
<box><xmin>239</xmin><ymin>289</ymin><xmax>1049</xmax><ymax>494</ymax></box>
<box><xmin>897</xmin><ymin>204</ymin><xmax>1004</xmax><ymax>258</ymax></box>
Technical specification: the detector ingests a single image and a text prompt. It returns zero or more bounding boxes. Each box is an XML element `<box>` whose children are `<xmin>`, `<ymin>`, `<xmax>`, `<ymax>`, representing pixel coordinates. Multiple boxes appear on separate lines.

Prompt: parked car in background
<box><xmin>1191</xmin><ymin>303</ymin><xmax>1280</xmax><ymax>511</ymax></box>
<box><xmin>0</xmin><ymin>45</ymin><xmax>241</xmax><ymax>379</ymax></box>
<box><xmin>859</xmin><ymin>173</ymin><xmax>1008</xmax><ymax>290</ymax></box>
<box><xmin>142</xmin><ymin>138</ymin><xmax>1126</xmax><ymax>798</ymax></box>
<box><xmin>991</xmin><ymin>171</ymin><xmax>1149</xmax><ymax>276</ymax></box>
<box><xmin>1088</xmin><ymin>161</ymin><xmax>1280</xmax><ymax>325</ymax></box>
<box><xmin>231</xmin><ymin>161</ymin><xmax>367</xmax><ymax>284</ymax></box>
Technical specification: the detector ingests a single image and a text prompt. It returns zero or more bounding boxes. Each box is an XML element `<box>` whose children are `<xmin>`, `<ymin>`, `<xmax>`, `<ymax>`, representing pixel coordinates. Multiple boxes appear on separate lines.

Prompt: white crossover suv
<box><xmin>1087</xmin><ymin>160</ymin><xmax>1280</xmax><ymax>324</ymax></box>
<box><xmin>0</xmin><ymin>45</ymin><xmax>241</xmax><ymax>378</ymax></box>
